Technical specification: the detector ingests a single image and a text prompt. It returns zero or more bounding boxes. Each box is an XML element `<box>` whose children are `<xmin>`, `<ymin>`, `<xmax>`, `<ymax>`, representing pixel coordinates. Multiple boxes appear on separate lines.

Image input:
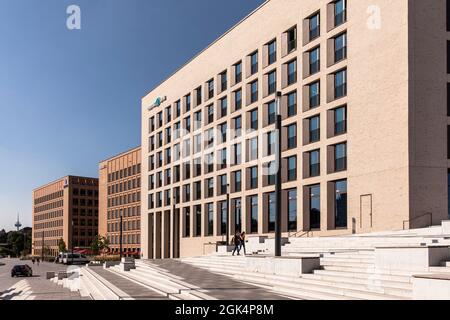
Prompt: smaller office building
<box><xmin>99</xmin><ymin>147</ymin><xmax>142</xmax><ymax>257</ymax></box>
<box><xmin>32</xmin><ymin>176</ymin><xmax>99</xmax><ymax>257</ymax></box>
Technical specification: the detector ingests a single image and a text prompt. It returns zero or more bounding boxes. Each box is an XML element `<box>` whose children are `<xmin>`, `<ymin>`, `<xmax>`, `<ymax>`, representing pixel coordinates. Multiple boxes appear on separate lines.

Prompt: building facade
<box><xmin>141</xmin><ymin>0</ymin><xmax>450</xmax><ymax>258</ymax></box>
<box><xmin>99</xmin><ymin>147</ymin><xmax>142</xmax><ymax>257</ymax></box>
<box><xmin>32</xmin><ymin>176</ymin><xmax>99</xmax><ymax>257</ymax></box>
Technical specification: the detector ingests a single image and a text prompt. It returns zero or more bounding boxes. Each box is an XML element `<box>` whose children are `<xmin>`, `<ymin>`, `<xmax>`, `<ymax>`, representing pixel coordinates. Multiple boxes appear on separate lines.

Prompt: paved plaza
<box><xmin>0</xmin><ymin>258</ymin><xmax>89</xmax><ymax>300</ymax></box>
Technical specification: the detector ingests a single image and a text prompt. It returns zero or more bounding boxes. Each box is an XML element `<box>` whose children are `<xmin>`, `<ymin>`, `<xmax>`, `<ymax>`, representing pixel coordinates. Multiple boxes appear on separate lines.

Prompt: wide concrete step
<box><xmin>320</xmin><ymin>257</ymin><xmax>375</xmax><ymax>264</ymax></box>
<box><xmin>321</xmin><ymin>265</ymin><xmax>416</xmax><ymax>277</ymax></box>
<box><xmin>320</xmin><ymin>260</ymin><xmax>374</xmax><ymax>268</ymax></box>
<box><xmin>229</xmin><ymin>273</ymin><xmax>409</xmax><ymax>300</ymax></box>
<box><xmin>313</xmin><ymin>269</ymin><xmax>412</xmax><ymax>283</ymax></box>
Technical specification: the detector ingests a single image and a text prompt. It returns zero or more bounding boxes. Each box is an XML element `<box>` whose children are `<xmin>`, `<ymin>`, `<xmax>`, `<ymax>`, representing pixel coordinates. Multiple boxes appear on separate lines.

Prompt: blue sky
<box><xmin>0</xmin><ymin>0</ymin><xmax>265</xmax><ymax>231</ymax></box>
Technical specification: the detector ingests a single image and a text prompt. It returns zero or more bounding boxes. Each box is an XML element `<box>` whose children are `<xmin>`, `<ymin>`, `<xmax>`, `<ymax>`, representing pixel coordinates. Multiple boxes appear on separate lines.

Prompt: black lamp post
<box><xmin>119</xmin><ymin>212</ymin><xmax>123</xmax><ymax>260</ymax></box>
<box><xmin>71</xmin><ymin>220</ymin><xmax>74</xmax><ymax>265</ymax></box>
<box><xmin>172</xmin><ymin>193</ymin><xmax>177</xmax><ymax>259</ymax></box>
<box><xmin>275</xmin><ymin>91</ymin><xmax>282</xmax><ymax>257</ymax></box>
<box><xmin>41</xmin><ymin>230</ymin><xmax>44</xmax><ymax>261</ymax></box>
<box><xmin>226</xmin><ymin>183</ymin><xmax>230</xmax><ymax>246</ymax></box>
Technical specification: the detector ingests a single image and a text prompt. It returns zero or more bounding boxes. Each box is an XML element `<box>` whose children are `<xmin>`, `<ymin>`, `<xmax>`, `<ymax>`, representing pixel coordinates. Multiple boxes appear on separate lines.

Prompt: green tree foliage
<box><xmin>58</xmin><ymin>238</ymin><xmax>67</xmax><ymax>253</ymax></box>
<box><xmin>90</xmin><ymin>235</ymin><xmax>110</xmax><ymax>255</ymax></box>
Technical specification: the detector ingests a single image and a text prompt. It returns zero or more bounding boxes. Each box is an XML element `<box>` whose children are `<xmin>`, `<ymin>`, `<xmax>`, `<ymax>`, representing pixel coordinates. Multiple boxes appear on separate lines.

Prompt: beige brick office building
<box><xmin>99</xmin><ymin>147</ymin><xmax>142</xmax><ymax>257</ymax></box>
<box><xmin>32</xmin><ymin>176</ymin><xmax>99</xmax><ymax>257</ymax></box>
<box><xmin>140</xmin><ymin>0</ymin><xmax>450</xmax><ymax>259</ymax></box>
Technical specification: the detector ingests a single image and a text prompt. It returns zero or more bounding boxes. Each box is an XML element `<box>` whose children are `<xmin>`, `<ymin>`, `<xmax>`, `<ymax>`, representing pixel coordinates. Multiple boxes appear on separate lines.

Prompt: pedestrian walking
<box><xmin>36</xmin><ymin>258</ymin><xmax>40</xmax><ymax>266</ymax></box>
<box><xmin>240</xmin><ymin>231</ymin><xmax>247</xmax><ymax>255</ymax></box>
<box><xmin>232</xmin><ymin>231</ymin><xmax>241</xmax><ymax>256</ymax></box>
<box><xmin>31</xmin><ymin>258</ymin><xmax>35</xmax><ymax>265</ymax></box>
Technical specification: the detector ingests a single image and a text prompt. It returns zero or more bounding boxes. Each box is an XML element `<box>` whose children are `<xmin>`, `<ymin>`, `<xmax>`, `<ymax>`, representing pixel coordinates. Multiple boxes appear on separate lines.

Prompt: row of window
<box><xmin>107</xmin><ymin>219</ymin><xmax>141</xmax><ymax>233</ymax></box>
<box><xmin>34</xmin><ymin>200</ymin><xmax>63</xmax><ymax>213</ymax></box>
<box><xmin>107</xmin><ymin>164</ymin><xmax>141</xmax><ymax>183</ymax></box>
<box><xmin>107</xmin><ymin>178</ymin><xmax>141</xmax><ymax>196</ymax></box>
<box><xmin>147</xmin><ymin>142</ymin><xmax>346</xmax><ymax>209</ymax></box>
<box><xmin>107</xmin><ymin>206</ymin><xmax>141</xmax><ymax>220</ymax></box>
<box><xmin>34</xmin><ymin>220</ymin><xmax>63</xmax><ymax>231</ymax></box>
<box><xmin>34</xmin><ymin>210</ymin><xmax>63</xmax><ymax>222</ymax></box>
<box><xmin>34</xmin><ymin>190</ymin><xmax>63</xmax><ymax>205</ymax></box>
<box><xmin>73</xmin><ymin>188</ymin><xmax>99</xmax><ymax>197</ymax></box>
<box><xmin>172</xmin><ymin>179</ymin><xmax>347</xmax><ymax>238</ymax></box>
<box><xmin>72</xmin><ymin>198</ymin><xmax>98</xmax><ymax>207</ymax></box>
<box><xmin>108</xmin><ymin>234</ymin><xmax>141</xmax><ymax>245</ymax></box>
<box><xmin>107</xmin><ymin>192</ymin><xmax>141</xmax><ymax>208</ymax></box>
<box><xmin>73</xmin><ymin>218</ymin><xmax>98</xmax><ymax>227</ymax></box>
<box><xmin>72</xmin><ymin>208</ymin><xmax>98</xmax><ymax>217</ymax></box>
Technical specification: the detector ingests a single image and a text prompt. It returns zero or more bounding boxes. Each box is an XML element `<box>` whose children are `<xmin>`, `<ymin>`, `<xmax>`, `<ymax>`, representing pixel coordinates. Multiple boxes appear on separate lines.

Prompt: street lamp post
<box><xmin>71</xmin><ymin>220</ymin><xmax>74</xmax><ymax>265</ymax></box>
<box><xmin>41</xmin><ymin>230</ymin><xmax>44</xmax><ymax>261</ymax></box>
<box><xmin>226</xmin><ymin>183</ymin><xmax>230</xmax><ymax>246</ymax></box>
<box><xmin>119</xmin><ymin>212</ymin><xmax>123</xmax><ymax>260</ymax></box>
<box><xmin>173</xmin><ymin>193</ymin><xmax>177</xmax><ymax>259</ymax></box>
<box><xmin>275</xmin><ymin>91</ymin><xmax>282</xmax><ymax>257</ymax></box>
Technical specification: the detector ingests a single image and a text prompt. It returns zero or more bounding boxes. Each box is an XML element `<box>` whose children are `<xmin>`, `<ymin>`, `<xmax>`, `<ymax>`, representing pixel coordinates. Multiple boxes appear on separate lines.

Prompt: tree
<box><xmin>0</xmin><ymin>229</ymin><xmax>7</xmax><ymax>243</ymax></box>
<box><xmin>90</xmin><ymin>235</ymin><xmax>110</xmax><ymax>256</ymax></box>
<box><xmin>58</xmin><ymin>238</ymin><xmax>67</xmax><ymax>253</ymax></box>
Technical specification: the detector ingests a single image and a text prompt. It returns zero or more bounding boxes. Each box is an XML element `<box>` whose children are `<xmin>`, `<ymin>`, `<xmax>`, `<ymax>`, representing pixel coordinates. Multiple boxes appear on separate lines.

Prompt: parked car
<box><xmin>11</xmin><ymin>265</ymin><xmax>33</xmax><ymax>277</ymax></box>
<box><xmin>63</xmin><ymin>253</ymin><xmax>90</xmax><ymax>265</ymax></box>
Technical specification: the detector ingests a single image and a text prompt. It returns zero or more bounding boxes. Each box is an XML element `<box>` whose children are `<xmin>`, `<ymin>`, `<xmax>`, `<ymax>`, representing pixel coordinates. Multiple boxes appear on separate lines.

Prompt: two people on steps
<box><xmin>231</xmin><ymin>231</ymin><xmax>247</xmax><ymax>256</ymax></box>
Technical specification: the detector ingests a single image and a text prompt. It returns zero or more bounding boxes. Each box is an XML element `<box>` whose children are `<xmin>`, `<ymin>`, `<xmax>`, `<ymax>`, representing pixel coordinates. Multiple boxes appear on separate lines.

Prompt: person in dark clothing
<box><xmin>232</xmin><ymin>231</ymin><xmax>241</xmax><ymax>256</ymax></box>
<box><xmin>31</xmin><ymin>258</ymin><xmax>35</xmax><ymax>265</ymax></box>
<box><xmin>240</xmin><ymin>231</ymin><xmax>247</xmax><ymax>255</ymax></box>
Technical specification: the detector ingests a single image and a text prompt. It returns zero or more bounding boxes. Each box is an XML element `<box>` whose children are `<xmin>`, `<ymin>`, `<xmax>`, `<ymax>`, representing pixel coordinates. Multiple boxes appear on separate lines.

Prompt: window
<box><xmin>310</xmin><ymin>150</ymin><xmax>320</xmax><ymax>177</ymax></box>
<box><xmin>233</xmin><ymin>198</ymin><xmax>242</xmax><ymax>233</ymax></box>
<box><xmin>220</xmin><ymin>97</ymin><xmax>227</xmax><ymax>117</ymax></box>
<box><xmin>174</xmin><ymin>122</ymin><xmax>180</xmax><ymax>140</ymax></box>
<box><xmin>334</xmin><ymin>106</ymin><xmax>347</xmax><ymax>135</ymax></box>
<box><xmin>183</xmin><ymin>184</ymin><xmax>190</xmax><ymax>202</ymax></box>
<box><xmin>250</xmin><ymin>109</ymin><xmax>258</xmax><ymax>131</ymax></box>
<box><xmin>184</xmin><ymin>116</ymin><xmax>191</xmax><ymax>132</ymax></box>
<box><xmin>309</xmin><ymin>81</ymin><xmax>320</xmax><ymax>108</ymax></box>
<box><xmin>309</xmin><ymin>116</ymin><xmax>320</xmax><ymax>143</ymax></box>
<box><xmin>249</xmin><ymin>166</ymin><xmax>258</xmax><ymax>189</ymax></box>
<box><xmin>219</xmin><ymin>122</ymin><xmax>227</xmax><ymax>144</ymax></box>
<box><xmin>309</xmin><ymin>47</ymin><xmax>320</xmax><ymax>74</ymax></box>
<box><xmin>207</xmin><ymin>79</ymin><xmax>214</xmax><ymax>99</ymax></box>
<box><xmin>335</xmin><ymin>180</ymin><xmax>347</xmax><ymax>228</ymax></box>
<box><xmin>265</xmin><ymin>161</ymin><xmax>276</xmax><ymax>186</ymax></box>
<box><xmin>309</xmin><ymin>13</ymin><xmax>320</xmax><ymax>41</ymax></box>
<box><xmin>268</xmin><ymin>40</ymin><xmax>277</xmax><ymax>65</ymax></box>
<box><xmin>193</xmin><ymin>157</ymin><xmax>201</xmax><ymax>176</ymax></box>
<box><xmin>165</xmin><ymin>127</ymin><xmax>171</xmax><ymax>144</ymax></box>
<box><xmin>205</xmin><ymin>153</ymin><xmax>214</xmax><ymax>173</ymax></box>
<box><xmin>287</xmin><ymin>60</ymin><xmax>297</xmax><ymax>85</ymax></box>
<box><xmin>233</xmin><ymin>116</ymin><xmax>242</xmax><ymax>138</ymax></box>
<box><xmin>287</xmin><ymin>26</ymin><xmax>297</xmax><ymax>53</ymax></box>
<box><xmin>334</xmin><ymin>33</ymin><xmax>347</xmax><ymax>63</ymax></box>
<box><xmin>267</xmin><ymin>131</ymin><xmax>276</xmax><ymax>156</ymax></box>
<box><xmin>157</xmin><ymin>112</ymin><xmax>163</xmax><ymax>127</ymax></box>
<box><xmin>287</xmin><ymin>124</ymin><xmax>297</xmax><ymax>149</ymax></box>
<box><xmin>206</xmin><ymin>178</ymin><xmax>214</xmax><ymax>198</ymax></box>
<box><xmin>267</xmin><ymin>100</ymin><xmax>276</xmax><ymax>125</ymax></box>
<box><xmin>220</xmin><ymin>71</ymin><xmax>227</xmax><ymax>92</ymax></box>
<box><xmin>268</xmin><ymin>70</ymin><xmax>277</xmax><ymax>95</ymax></box>
<box><xmin>334</xmin><ymin>0</ymin><xmax>347</xmax><ymax>27</ymax></box>
<box><xmin>288</xmin><ymin>189</ymin><xmax>297</xmax><ymax>231</ymax></box>
<box><xmin>166</xmin><ymin>106</ymin><xmax>172</xmax><ymax>123</ymax></box>
<box><xmin>207</xmin><ymin>104</ymin><xmax>214</xmax><ymax>124</ymax></box>
<box><xmin>196</xmin><ymin>87</ymin><xmax>202</xmax><ymax>106</ymax></box>
<box><xmin>309</xmin><ymin>185</ymin><xmax>320</xmax><ymax>230</ymax></box>
<box><xmin>250</xmin><ymin>80</ymin><xmax>258</xmax><ymax>103</ymax></box>
<box><xmin>194</xmin><ymin>111</ymin><xmax>202</xmax><ymax>130</ymax></box>
<box><xmin>219</xmin><ymin>201</ymin><xmax>227</xmax><ymax>235</ymax></box>
<box><xmin>195</xmin><ymin>205</ymin><xmax>201</xmax><ymax>237</ymax></box>
<box><xmin>287</xmin><ymin>91</ymin><xmax>297</xmax><ymax>117</ymax></box>
<box><xmin>165</xmin><ymin>147</ymin><xmax>171</xmax><ymax>164</ymax></box>
<box><xmin>268</xmin><ymin>192</ymin><xmax>276</xmax><ymax>232</ymax></box>
<box><xmin>249</xmin><ymin>137</ymin><xmax>258</xmax><ymax>161</ymax></box>
<box><xmin>234</xmin><ymin>89</ymin><xmax>242</xmax><ymax>110</ymax></box>
<box><xmin>219</xmin><ymin>148</ymin><xmax>227</xmax><ymax>170</ymax></box>
<box><xmin>232</xmin><ymin>143</ymin><xmax>242</xmax><ymax>165</ymax></box>
<box><xmin>250</xmin><ymin>196</ymin><xmax>258</xmax><ymax>233</ymax></box>
<box><xmin>194</xmin><ymin>181</ymin><xmax>201</xmax><ymax>200</ymax></box>
<box><xmin>175</xmin><ymin>100</ymin><xmax>181</xmax><ymax>118</ymax></box>
<box><xmin>235</xmin><ymin>61</ymin><xmax>242</xmax><ymax>84</ymax></box>
<box><xmin>149</xmin><ymin>117</ymin><xmax>155</xmax><ymax>132</ymax></box>
<box><xmin>219</xmin><ymin>175</ymin><xmax>227</xmax><ymax>195</ymax></box>
<box><xmin>334</xmin><ymin>69</ymin><xmax>347</xmax><ymax>99</ymax></box>
<box><xmin>233</xmin><ymin>170</ymin><xmax>242</xmax><ymax>193</ymax></box>
<box><xmin>205</xmin><ymin>128</ymin><xmax>214</xmax><ymax>149</ymax></box>
<box><xmin>251</xmin><ymin>51</ymin><xmax>258</xmax><ymax>75</ymax></box>
<box><xmin>185</xmin><ymin>94</ymin><xmax>191</xmax><ymax>112</ymax></box>
<box><xmin>206</xmin><ymin>203</ymin><xmax>214</xmax><ymax>236</ymax></box>
<box><xmin>335</xmin><ymin>143</ymin><xmax>347</xmax><ymax>172</ymax></box>
<box><xmin>287</xmin><ymin>156</ymin><xmax>297</xmax><ymax>181</ymax></box>
<box><xmin>183</xmin><ymin>161</ymin><xmax>190</xmax><ymax>179</ymax></box>
<box><xmin>448</xmin><ymin>0</ymin><xmax>450</xmax><ymax>32</ymax></box>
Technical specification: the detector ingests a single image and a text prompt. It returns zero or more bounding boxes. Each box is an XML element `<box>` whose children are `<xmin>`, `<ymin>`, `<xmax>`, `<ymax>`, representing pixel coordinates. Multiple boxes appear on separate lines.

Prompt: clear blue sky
<box><xmin>0</xmin><ymin>0</ymin><xmax>265</xmax><ymax>231</ymax></box>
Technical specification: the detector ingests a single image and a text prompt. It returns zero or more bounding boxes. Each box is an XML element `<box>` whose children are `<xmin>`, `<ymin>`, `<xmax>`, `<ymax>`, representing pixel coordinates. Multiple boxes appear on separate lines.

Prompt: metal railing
<box><xmin>403</xmin><ymin>212</ymin><xmax>433</xmax><ymax>230</ymax></box>
<box><xmin>288</xmin><ymin>230</ymin><xmax>314</xmax><ymax>238</ymax></box>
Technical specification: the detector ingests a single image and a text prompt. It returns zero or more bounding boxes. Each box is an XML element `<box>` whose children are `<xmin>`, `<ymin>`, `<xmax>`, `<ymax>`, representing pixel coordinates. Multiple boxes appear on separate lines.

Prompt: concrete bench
<box><xmin>46</xmin><ymin>271</ymin><xmax>55</xmax><ymax>279</ymax></box>
<box><xmin>57</xmin><ymin>272</ymin><xmax>68</xmax><ymax>280</ymax></box>
<box><xmin>119</xmin><ymin>257</ymin><xmax>136</xmax><ymax>272</ymax></box>
<box><xmin>245</xmin><ymin>256</ymin><xmax>321</xmax><ymax>277</ymax></box>
<box><xmin>413</xmin><ymin>274</ymin><xmax>450</xmax><ymax>300</ymax></box>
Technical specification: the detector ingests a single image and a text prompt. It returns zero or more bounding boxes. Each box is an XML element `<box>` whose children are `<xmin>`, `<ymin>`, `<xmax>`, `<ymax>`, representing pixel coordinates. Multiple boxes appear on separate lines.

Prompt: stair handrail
<box><xmin>402</xmin><ymin>212</ymin><xmax>433</xmax><ymax>230</ymax></box>
<box><xmin>288</xmin><ymin>230</ymin><xmax>314</xmax><ymax>238</ymax></box>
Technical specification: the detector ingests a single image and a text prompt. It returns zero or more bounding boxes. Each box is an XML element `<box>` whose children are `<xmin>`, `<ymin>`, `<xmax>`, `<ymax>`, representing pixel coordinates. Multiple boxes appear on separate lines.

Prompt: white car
<box><xmin>63</xmin><ymin>253</ymin><xmax>90</xmax><ymax>265</ymax></box>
